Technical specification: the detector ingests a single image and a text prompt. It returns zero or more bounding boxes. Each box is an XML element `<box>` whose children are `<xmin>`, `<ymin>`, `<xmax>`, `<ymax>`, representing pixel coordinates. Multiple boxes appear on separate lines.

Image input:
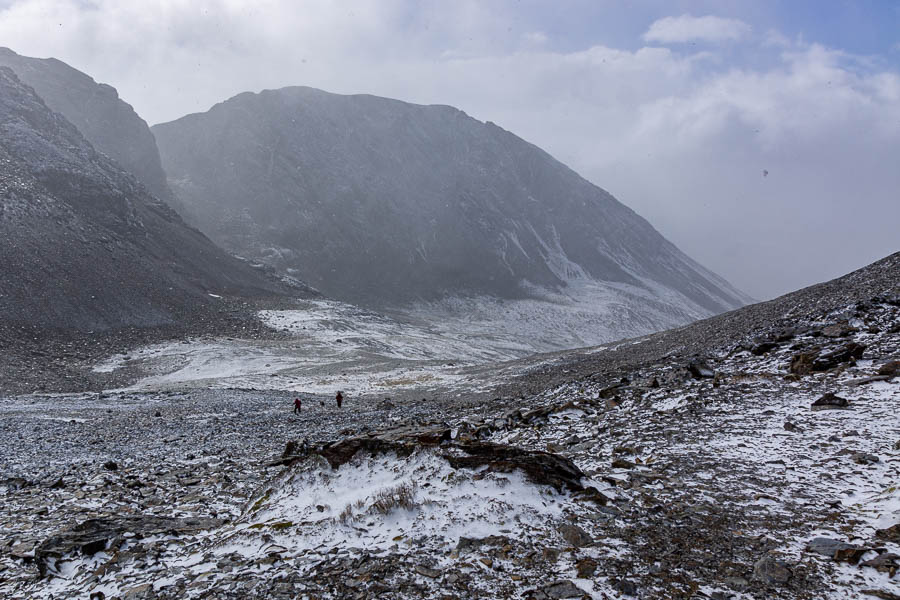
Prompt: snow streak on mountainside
<box><xmin>0</xmin><ymin>67</ymin><xmax>294</xmax><ymax>333</ymax></box>
<box><xmin>153</xmin><ymin>86</ymin><xmax>752</xmax><ymax>341</ymax></box>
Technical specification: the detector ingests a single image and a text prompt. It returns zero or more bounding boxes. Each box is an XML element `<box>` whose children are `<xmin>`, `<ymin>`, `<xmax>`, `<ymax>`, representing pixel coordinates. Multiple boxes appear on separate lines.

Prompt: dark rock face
<box><xmin>0</xmin><ymin>67</ymin><xmax>296</xmax><ymax>333</ymax></box>
<box><xmin>0</xmin><ymin>47</ymin><xmax>171</xmax><ymax>202</ymax></box>
<box><xmin>527</xmin><ymin>580</ymin><xmax>589</xmax><ymax>599</ymax></box>
<box><xmin>751</xmin><ymin>340</ymin><xmax>779</xmax><ymax>355</ymax></box>
<box><xmin>558</xmin><ymin>523</ymin><xmax>593</xmax><ymax>548</ymax></box>
<box><xmin>790</xmin><ymin>351</ymin><xmax>818</xmax><ymax>375</ymax></box>
<box><xmin>814</xmin><ymin>342</ymin><xmax>866</xmax><ymax>371</ymax></box>
<box><xmin>860</xmin><ymin>552</ymin><xmax>899</xmax><ymax>574</ymax></box>
<box><xmin>688</xmin><ymin>360</ymin><xmax>716</xmax><ymax>379</ymax></box>
<box><xmin>878</xmin><ymin>360</ymin><xmax>900</xmax><ymax>376</ymax></box>
<box><xmin>876</xmin><ymin>524</ymin><xmax>900</xmax><ymax>542</ymax></box>
<box><xmin>574</xmin><ymin>557</ymin><xmax>598</xmax><ymax>578</ymax></box>
<box><xmin>851</xmin><ymin>452</ymin><xmax>880</xmax><ymax>465</ymax></box>
<box><xmin>791</xmin><ymin>342</ymin><xmax>866</xmax><ymax>375</ymax></box>
<box><xmin>153</xmin><ymin>86</ymin><xmax>750</xmax><ymax>318</ymax></box>
<box><xmin>444</xmin><ymin>442</ymin><xmax>593</xmax><ymax>495</ymax></box>
<box><xmin>455</xmin><ymin>535</ymin><xmax>511</xmax><ymax>554</ymax></box>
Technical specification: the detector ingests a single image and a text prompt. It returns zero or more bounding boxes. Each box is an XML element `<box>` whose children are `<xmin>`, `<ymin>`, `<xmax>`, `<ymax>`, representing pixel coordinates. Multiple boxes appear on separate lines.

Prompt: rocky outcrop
<box><xmin>811</xmin><ymin>393</ymin><xmax>851</xmax><ymax>409</ymax></box>
<box><xmin>443</xmin><ymin>442</ymin><xmax>591</xmax><ymax>494</ymax></box>
<box><xmin>284</xmin><ymin>425</ymin><xmax>600</xmax><ymax>497</ymax></box>
<box><xmin>35</xmin><ymin>516</ymin><xmax>223</xmax><ymax>576</ymax></box>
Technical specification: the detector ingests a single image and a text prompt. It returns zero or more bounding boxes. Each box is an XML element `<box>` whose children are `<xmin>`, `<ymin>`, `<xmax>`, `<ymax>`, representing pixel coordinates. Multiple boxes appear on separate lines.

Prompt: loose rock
<box><xmin>752</xmin><ymin>555</ymin><xmax>792</xmax><ymax>585</ymax></box>
<box><xmin>811</xmin><ymin>393</ymin><xmax>850</xmax><ymax>410</ymax></box>
<box><xmin>558</xmin><ymin>524</ymin><xmax>593</xmax><ymax>548</ymax></box>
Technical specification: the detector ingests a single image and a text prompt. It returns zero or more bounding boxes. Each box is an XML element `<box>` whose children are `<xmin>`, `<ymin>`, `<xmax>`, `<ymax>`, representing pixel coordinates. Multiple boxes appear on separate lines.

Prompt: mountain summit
<box><xmin>153</xmin><ymin>86</ymin><xmax>750</xmax><ymax>337</ymax></box>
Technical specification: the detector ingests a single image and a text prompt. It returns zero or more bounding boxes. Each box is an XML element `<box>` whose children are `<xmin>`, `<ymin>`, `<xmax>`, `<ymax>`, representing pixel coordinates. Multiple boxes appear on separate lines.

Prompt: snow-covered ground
<box><xmin>498</xmin><ymin>304</ymin><xmax>900</xmax><ymax>599</ymax></box>
<box><xmin>90</xmin><ymin>297</ymin><xmax>597</xmax><ymax>397</ymax></box>
<box><xmin>90</xmin><ymin>278</ymin><xmax>719</xmax><ymax>398</ymax></box>
<box><xmin>247</xmin><ymin>449</ymin><xmax>565</xmax><ymax>550</ymax></box>
<box><xmin>3</xmin><ymin>289</ymin><xmax>898</xmax><ymax>599</ymax></box>
<box><xmin>408</xmin><ymin>277</ymin><xmax>713</xmax><ymax>353</ymax></box>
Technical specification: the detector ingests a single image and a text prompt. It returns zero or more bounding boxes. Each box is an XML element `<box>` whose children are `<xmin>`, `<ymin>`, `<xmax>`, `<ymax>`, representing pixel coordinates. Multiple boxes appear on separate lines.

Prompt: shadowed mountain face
<box><xmin>0</xmin><ymin>67</ymin><xmax>295</xmax><ymax>332</ymax></box>
<box><xmin>0</xmin><ymin>47</ymin><xmax>171</xmax><ymax>203</ymax></box>
<box><xmin>153</xmin><ymin>86</ymin><xmax>750</xmax><ymax>320</ymax></box>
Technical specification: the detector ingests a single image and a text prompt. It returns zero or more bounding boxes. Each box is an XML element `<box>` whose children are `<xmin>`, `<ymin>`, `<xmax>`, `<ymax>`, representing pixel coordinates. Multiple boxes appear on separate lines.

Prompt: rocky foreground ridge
<box><xmin>0</xmin><ymin>253</ymin><xmax>896</xmax><ymax>599</ymax></box>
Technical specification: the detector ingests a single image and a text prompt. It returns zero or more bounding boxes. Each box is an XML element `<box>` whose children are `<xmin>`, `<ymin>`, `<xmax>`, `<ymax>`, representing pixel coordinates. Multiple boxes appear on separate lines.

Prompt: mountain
<box><xmin>0</xmin><ymin>47</ymin><xmax>171</xmax><ymax>203</ymax></box>
<box><xmin>152</xmin><ymin>86</ymin><xmax>751</xmax><ymax>340</ymax></box>
<box><xmin>0</xmin><ymin>66</ymin><xmax>298</xmax><ymax>333</ymax></box>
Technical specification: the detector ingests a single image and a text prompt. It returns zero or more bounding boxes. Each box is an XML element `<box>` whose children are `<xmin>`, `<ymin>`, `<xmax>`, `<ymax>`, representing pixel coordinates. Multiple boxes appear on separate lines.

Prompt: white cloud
<box><xmin>762</xmin><ymin>29</ymin><xmax>793</xmax><ymax>48</ymax></box>
<box><xmin>522</xmin><ymin>31</ymin><xmax>549</xmax><ymax>47</ymax></box>
<box><xmin>643</xmin><ymin>14</ymin><xmax>751</xmax><ymax>44</ymax></box>
<box><xmin>0</xmin><ymin>1</ymin><xmax>897</xmax><ymax>299</ymax></box>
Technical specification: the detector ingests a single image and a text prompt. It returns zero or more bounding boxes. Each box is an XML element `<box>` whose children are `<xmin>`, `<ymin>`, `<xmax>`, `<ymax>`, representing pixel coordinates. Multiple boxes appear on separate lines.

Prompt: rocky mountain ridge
<box><xmin>0</xmin><ymin>47</ymin><xmax>171</xmax><ymax>203</ymax></box>
<box><xmin>152</xmin><ymin>86</ymin><xmax>751</xmax><ymax>336</ymax></box>
<box><xmin>0</xmin><ymin>66</ymin><xmax>302</xmax><ymax>337</ymax></box>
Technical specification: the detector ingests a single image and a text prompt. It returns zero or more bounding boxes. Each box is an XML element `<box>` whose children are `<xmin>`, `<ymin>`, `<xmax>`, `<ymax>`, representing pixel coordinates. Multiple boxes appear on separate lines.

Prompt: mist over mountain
<box><xmin>0</xmin><ymin>66</ymin><xmax>295</xmax><ymax>333</ymax></box>
<box><xmin>0</xmin><ymin>47</ymin><xmax>172</xmax><ymax>204</ymax></box>
<box><xmin>153</xmin><ymin>86</ymin><xmax>750</xmax><ymax>339</ymax></box>
<box><xmin>0</xmin><ymin>6</ymin><xmax>897</xmax><ymax>599</ymax></box>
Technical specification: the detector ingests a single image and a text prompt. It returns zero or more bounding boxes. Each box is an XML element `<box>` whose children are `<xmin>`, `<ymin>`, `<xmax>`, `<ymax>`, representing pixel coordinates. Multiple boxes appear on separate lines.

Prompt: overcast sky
<box><xmin>1</xmin><ymin>0</ymin><xmax>898</xmax><ymax>300</ymax></box>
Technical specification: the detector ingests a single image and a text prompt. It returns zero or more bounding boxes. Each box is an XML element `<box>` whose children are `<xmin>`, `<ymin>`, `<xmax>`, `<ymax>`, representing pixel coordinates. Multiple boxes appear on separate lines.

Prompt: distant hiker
<box><xmin>293</xmin><ymin>397</ymin><xmax>302</xmax><ymax>414</ymax></box>
<box><xmin>335</xmin><ymin>391</ymin><xmax>343</xmax><ymax>409</ymax></box>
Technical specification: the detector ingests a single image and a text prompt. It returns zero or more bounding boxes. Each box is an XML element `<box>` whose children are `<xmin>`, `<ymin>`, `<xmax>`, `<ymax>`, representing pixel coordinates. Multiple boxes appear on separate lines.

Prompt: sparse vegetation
<box><xmin>247</xmin><ymin>520</ymin><xmax>294</xmax><ymax>531</ymax></box>
<box><xmin>250</xmin><ymin>490</ymin><xmax>271</xmax><ymax>513</ymax></box>
<box><xmin>370</xmin><ymin>482</ymin><xmax>418</xmax><ymax>515</ymax></box>
<box><xmin>338</xmin><ymin>482</ymin><xmax>419</xmax><ymax>524</ymax></box>
<box><xmin>377</xmin><ymin>375</ymin><xmax>436</xmax><ymax>388</ymax></box>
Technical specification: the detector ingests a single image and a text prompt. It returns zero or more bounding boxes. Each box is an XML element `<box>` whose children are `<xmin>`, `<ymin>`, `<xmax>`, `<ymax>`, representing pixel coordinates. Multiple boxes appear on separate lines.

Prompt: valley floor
<box><xmin>0</xmin><ymin>258</ymin><xmax>898</xmax><ymax>599</ymax></box>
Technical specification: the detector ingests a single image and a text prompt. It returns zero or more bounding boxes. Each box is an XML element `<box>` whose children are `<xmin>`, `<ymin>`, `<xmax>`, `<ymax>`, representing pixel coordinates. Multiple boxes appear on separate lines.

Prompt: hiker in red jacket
<box><xmin>335</xmin><ymin>391</ymin><xmax>343</xmax><ymax>409</ymax></box>
<box><xmin>293</xmin><ymin>397</ymin><xmax>302</xmax><ymax>414</ymax></box>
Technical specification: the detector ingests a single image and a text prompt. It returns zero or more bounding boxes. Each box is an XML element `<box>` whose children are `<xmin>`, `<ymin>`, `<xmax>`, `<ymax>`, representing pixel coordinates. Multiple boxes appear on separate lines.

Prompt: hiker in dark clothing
<box><xmin>293</xmin><ymin>397</ymin><xmax>302</xmax><ymax>414</ymax></box>
<box><xmin>335</xmin><ymin>391</ymin><xmax>343</xmax><ymax>409</ymax></box>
